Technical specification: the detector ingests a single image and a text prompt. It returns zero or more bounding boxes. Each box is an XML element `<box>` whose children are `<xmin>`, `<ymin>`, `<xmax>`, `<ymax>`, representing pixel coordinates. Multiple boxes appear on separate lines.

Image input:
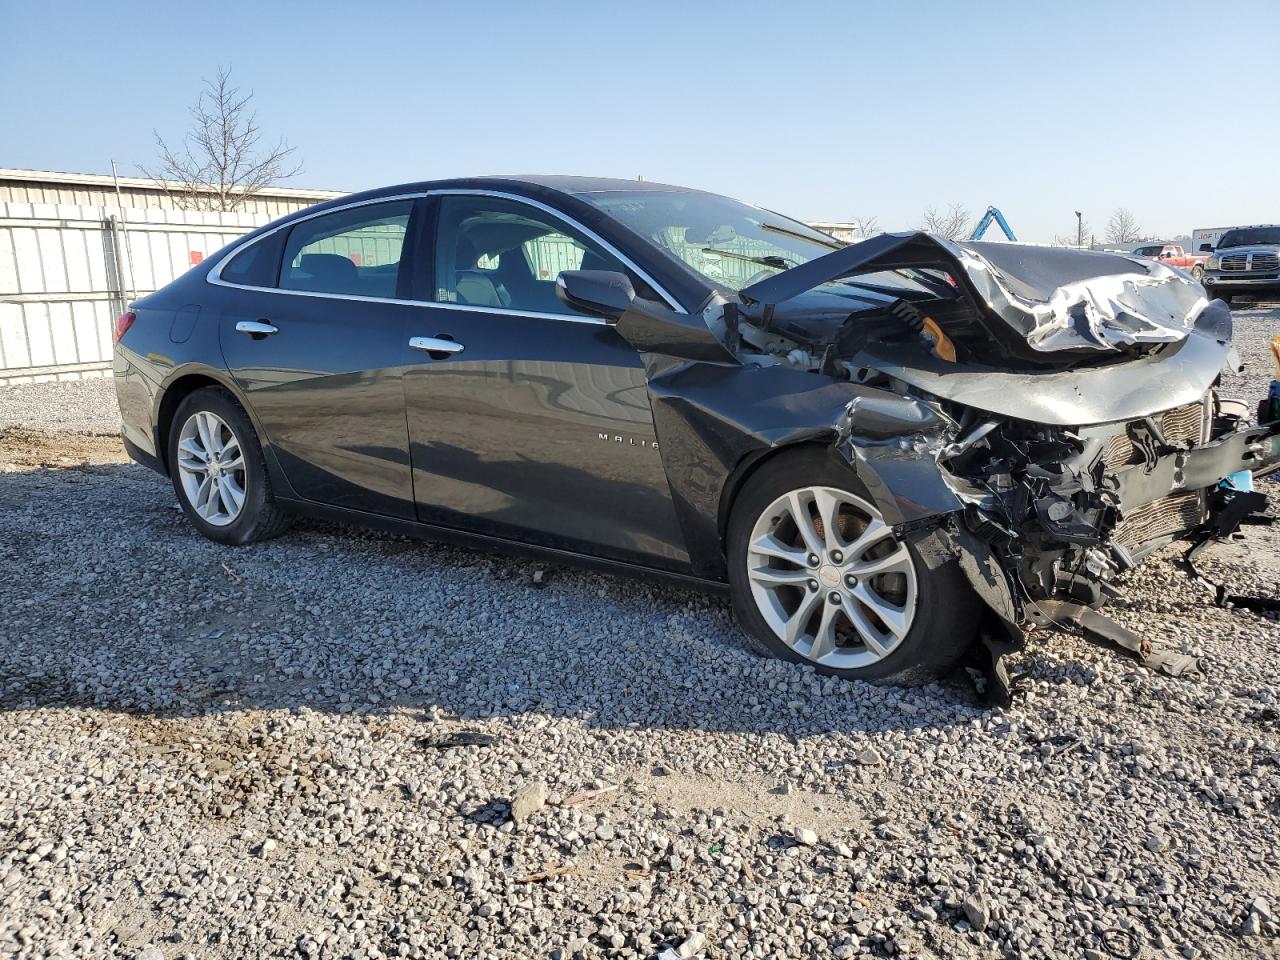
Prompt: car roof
<box><xmin>483</xmin><ymin>175</ymin><xmax>704</xmax><ymax>194</ymax></box>
<box><xmin>330</xmin><ymin>174</ymin><xmax>708</xmax><ymax>206</ymax></box>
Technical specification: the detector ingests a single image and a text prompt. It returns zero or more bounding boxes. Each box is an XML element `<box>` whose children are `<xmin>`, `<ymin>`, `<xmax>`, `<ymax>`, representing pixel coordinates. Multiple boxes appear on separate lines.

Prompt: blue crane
<box><xmin>969</xmin><ymin>206</ymin><xmax>1017</xmax><ymax>241</ymax></box>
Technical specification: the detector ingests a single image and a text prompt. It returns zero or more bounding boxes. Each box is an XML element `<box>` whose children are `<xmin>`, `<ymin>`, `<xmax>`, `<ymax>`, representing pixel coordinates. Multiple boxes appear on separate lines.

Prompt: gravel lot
<box><xmin>0</xmin><ymin>377</ymin><xmax>119</xmax><ymax>436</ymax></box>
<box><xmin>2</xmin><ymin>309</ymin><xmax>1279</xmax><ymax>960</ymax></box>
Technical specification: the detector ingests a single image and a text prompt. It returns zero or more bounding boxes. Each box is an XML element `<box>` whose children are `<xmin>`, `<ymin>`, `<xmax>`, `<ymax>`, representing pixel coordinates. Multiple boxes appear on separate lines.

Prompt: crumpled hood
<box><xmin>739</xmin><ymin>232</ymin><xmax>1208</xmax><ymax>355</ymax></box>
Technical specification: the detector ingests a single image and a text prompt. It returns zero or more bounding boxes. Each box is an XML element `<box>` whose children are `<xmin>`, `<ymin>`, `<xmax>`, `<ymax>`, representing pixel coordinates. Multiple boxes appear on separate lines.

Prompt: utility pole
<box><xmin>1075</xmin><ymin>210</ymin><xmax>1083</xmax><ymax>248</ymax></box>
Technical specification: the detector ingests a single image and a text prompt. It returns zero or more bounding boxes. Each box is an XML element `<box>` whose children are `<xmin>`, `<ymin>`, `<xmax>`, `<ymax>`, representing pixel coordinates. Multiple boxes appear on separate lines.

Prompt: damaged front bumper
<box><xmin>834</xmin><ymin>387</ymin><xmax>1277</xmax><ymax>704</ymax></box>
<box><xmin>858</xmin><ymin>393</ymin><xmax>1280</xmax><ymax>646</ymax></box>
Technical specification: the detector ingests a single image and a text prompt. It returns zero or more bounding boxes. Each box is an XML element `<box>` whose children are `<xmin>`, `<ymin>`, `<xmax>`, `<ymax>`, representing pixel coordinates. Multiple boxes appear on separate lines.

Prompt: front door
<box><xmin>218</xmin><ymin>198</ymin><xmax>421</xmax><ymax>519</ymax></box>
<box><xmin>403</xmin><ymin>193</ymin><xmax>690</xmax><ymax>569</ymax></box>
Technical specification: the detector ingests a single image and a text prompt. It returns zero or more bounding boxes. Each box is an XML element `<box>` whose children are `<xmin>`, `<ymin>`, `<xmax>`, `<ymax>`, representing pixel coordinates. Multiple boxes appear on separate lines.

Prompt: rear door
<box><xmin>217</xmin><ymin>198</ymin><xmax>422</xmax><ymax>519</ymax></box>
<box><xmin>403</xmin><ymin>191</ymin><xmax>691</xmax><ymax>569</ymax></box>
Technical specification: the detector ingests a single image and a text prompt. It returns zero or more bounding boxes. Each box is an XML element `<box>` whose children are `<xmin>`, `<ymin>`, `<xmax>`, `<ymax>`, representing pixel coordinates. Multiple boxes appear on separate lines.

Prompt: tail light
<box><xmin>113</xmin><ymin>311</ymin><xmax>136</xmax><ymax>343</ymax></box>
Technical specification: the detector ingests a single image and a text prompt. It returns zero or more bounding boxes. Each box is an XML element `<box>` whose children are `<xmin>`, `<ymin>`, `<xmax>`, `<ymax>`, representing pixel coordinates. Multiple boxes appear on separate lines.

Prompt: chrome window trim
<box><xmin>205</xmin><ymin>188</ymin><xmax>687</xmax><ymax>322</ymax></box>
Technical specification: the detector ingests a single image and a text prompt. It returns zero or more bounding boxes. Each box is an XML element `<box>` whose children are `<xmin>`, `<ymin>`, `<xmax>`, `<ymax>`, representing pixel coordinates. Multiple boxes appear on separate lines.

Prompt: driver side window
<box><xmin>433</xmin><ymin>195</ymin><xmax>646</xmax><ymax>317</ymax></box>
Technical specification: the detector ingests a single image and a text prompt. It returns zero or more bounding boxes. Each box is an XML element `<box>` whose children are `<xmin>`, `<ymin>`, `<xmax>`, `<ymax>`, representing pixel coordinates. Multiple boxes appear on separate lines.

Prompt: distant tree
<box><xmin>1054</xmin><ymin>214</ymin><xmax>1092</xmax><ymax>248</ymax></box>
<box><xmin>920</xmin><ymin>203</ymin><xmax>973</xmax><ymax>240</ymax></box>
<box><xmin>851</xmin><ymin>215</ymin><xmax>880</xmax><ymax>239</ymax></box>
<box><xmin>1106</xmin><ymin>208</ymin><xmax>1143</xmax><ymax>245</ymax></box>
<box><xmin>144</xmin><ymin>66</ymin><xmax>302</xmax><ymax>212</ymax></box>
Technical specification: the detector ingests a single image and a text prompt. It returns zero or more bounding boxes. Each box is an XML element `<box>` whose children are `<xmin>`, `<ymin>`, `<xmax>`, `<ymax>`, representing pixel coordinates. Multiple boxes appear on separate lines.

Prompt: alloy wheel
<box><xmin>745</xmin><ymin>485</ymin><xmax>918</xmax><ymax>669</ymax></box>
<box><xmin>176</xmin><ymin>411</ymin><xmax>247</xmax><ymax>527</ymax></box>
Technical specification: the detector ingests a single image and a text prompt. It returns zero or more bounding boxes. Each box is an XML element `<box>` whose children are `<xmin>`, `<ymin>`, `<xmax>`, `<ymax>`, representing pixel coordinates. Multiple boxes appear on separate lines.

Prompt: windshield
<box><xmin>1218</xmin><ymin>227</ymin><xmax>1280</xmax><ymax>248</ymax></box>
<box><xmin>581</xmin><ymin>189</ymin><xmax>843</xmax><ymax>291</ymax></box>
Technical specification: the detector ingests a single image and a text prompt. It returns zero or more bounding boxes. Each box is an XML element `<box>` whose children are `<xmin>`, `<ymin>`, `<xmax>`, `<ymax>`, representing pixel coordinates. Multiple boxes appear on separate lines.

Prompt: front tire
<box><xmin>1191</xmin><ymin>264</ymin><xmax>1204</xmax><ymax>282</ymax></box>
<box><xmin>726</xmin><ymin>448</ymin><xmax>978</xmax><ymax>683</ymax></box>
<box><xmin>168</xmin><ymin>386</ymin><xmax>293</xmax><ymax>545</ymax></box>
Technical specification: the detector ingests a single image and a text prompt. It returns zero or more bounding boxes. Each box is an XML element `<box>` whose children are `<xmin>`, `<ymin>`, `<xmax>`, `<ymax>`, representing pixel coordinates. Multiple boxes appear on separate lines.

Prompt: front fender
<box><xmin>836</xmin><ymin>435</ymin><xmax>966</xmax><ymax>527</ymax></box>
<box><xmin>610</xmin><ymin>295</ymin><xmax>968</xmax><ymax>579</ymax></box>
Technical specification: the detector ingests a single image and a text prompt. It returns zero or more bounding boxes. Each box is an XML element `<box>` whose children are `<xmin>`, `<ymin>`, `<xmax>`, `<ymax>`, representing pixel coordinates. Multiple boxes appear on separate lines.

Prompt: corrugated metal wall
<box><xmin>0</xmin><ymin>170</ymin><xmax>342</xmax><ymax>218</ymax></box>
<box><xmin>0</xmin><ymin>203</ymin><xmax>270</xmax><ymax>383</ymax></box>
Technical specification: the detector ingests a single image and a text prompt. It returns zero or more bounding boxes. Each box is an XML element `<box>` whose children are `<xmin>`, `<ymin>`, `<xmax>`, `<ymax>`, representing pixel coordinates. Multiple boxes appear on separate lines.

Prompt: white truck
<box><xmin>1191</xmin><ymin>226</ymin><xmax>1234</xmax><ymax>252</ymax></box>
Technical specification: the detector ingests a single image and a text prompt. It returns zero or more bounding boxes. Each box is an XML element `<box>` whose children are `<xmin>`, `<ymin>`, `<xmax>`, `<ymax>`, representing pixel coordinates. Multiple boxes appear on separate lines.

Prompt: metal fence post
<box><xmin>103</xmin><ymin>215</ymin><xmax>129</xmax><ymax>319</ymax></box>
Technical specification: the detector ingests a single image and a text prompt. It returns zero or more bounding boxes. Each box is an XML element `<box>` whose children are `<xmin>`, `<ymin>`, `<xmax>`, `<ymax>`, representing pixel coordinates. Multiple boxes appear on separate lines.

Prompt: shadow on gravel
<box><xmin>0</xmin><ymin>459</ymin><xmax>985</xmax><ymax>738</ymax></box>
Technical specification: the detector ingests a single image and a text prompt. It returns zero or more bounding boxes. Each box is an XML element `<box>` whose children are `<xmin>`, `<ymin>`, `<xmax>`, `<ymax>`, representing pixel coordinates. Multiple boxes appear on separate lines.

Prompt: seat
<box><xmin>455</xmin><ymin>271</ymin><xmax>505</xmax><ymax>307</ymax></box>
<box><xmin>294</xmin><ymin>253</ymin><xmax>358</xmax><ymax>294</ymax></box>
<box><xmin>448</xmin><ymin>236</ymin><xmax>508</xmax><ymax>307</ymax></box>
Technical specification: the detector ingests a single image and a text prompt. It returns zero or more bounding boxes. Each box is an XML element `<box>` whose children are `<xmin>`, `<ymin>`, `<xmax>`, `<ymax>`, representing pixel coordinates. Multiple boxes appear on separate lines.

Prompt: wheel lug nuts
<box><xmin>807</xmin><ymin>579</ymin><xmax>819</xmax><ymax>592</ymax></box>
<box><xmin>845</xmin><ymin>574</ymin><xmax>858</xmax><ymax>588</ymax></box>
<box><xmin>830</xmin><ymin>550</ymin><xmax>843</xmax><ymax>563</ymax></box>
<box><xmin>828</xmin><ymin>592</ymin><xmax>841</xmax><ymax>605</ymax></box>
<box><xmin>807</xmin><ymin>554</ymin><xmax>820</xmax><ymax>567</ymax></box>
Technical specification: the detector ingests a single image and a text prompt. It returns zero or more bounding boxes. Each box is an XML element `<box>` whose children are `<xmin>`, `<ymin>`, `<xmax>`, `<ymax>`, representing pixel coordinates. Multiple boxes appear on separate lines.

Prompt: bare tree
<box><xmin>851</xmin><ymin>215</ymin><xmax>880</xmax><ymax>240</ymax></box>
<box><xmin>1054</xmin><ymin>214</ymin><xmax>1092</xmax><ymax>248</ymax></box>
<box><xmin>1105</xmin><ymin>208</ymin><xmax>1143</xmax><ymax>245</ymax></box>
<box><xmin>919</xmin><ymin>203</ymin><xmax>973</xmax><ymax>240</ymax></box>
<box><xmin>144</xmin><ymin>66</ymin><xmax>301</xmax><ymax>212</ymax></box>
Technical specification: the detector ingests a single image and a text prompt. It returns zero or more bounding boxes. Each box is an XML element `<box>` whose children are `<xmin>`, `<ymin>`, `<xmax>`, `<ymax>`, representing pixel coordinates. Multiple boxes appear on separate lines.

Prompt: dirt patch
<box><xmin>0</xmin><ymin>428</ymin><xmax>130</xmax><ymax>470</ymax></box>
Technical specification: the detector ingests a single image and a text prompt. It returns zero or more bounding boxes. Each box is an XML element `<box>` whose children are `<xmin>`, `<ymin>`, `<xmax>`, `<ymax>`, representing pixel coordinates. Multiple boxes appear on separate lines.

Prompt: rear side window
<box><xmin>219</xmin><ymin>237</ymin><xmax>275</xmax><ymax>286</ymax></box>
<box><xmin>280</xmin><ymin>201</ymin><xmax>413</xmax><ymax>298</ymax></box>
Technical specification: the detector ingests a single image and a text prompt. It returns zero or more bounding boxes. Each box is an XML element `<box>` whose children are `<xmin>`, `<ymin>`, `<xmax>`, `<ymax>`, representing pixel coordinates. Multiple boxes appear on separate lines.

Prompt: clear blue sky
<box><xmin>3</xmin><ymin>0</ymin><xmax>1277</xmax><ymax>242</ymax></box>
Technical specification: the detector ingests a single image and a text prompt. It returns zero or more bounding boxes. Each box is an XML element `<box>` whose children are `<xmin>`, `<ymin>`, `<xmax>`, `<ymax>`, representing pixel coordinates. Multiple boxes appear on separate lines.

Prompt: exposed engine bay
<box><xmin>609</xmin><ymin>231</ymin><xmax>1280</xmax><ymax>698</ymax></box>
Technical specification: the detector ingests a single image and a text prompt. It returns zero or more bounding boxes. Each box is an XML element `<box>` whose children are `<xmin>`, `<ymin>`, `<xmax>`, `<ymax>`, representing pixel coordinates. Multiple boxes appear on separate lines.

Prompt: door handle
<box><xmin>409</xmin><ymin>336</ymin><xmax>464</xmax><ymax>357</ymax></box>
<box><xmin>236</xmin><ymin>320</ymin><xmax>279</xmax><ymax>337</ymax></box>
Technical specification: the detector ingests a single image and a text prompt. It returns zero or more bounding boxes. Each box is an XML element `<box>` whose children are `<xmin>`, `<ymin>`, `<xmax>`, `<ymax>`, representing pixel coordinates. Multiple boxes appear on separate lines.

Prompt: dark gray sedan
<box><xmin>113</xmin><ymin>177</ymin><xmax>1280</xmax><ymax>685</ymax></box>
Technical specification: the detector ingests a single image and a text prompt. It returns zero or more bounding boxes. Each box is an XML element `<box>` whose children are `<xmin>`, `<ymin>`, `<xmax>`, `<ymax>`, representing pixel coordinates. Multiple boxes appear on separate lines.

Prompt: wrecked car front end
<box><xmin>739</xmin><ymin>235</ymin><xmax>1280</xmax><ymax>659</ymax></box>
<box><xmin>834</xmin><ymin>307</ymin><xmax>1278</xmax><ymax>611</ymax></box>
<box><xmin>608</xmin><ymin>231</ymin><xmax>1280</xmax><ymax>686</ymax></box>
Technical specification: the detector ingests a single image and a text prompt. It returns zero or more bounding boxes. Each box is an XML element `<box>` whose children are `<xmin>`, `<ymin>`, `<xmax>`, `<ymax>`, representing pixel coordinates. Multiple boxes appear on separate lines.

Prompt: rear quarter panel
<box><xmin>113</xmin><ymin>274</ymin><xmax>253</xmax><ymax>469</ymax></box>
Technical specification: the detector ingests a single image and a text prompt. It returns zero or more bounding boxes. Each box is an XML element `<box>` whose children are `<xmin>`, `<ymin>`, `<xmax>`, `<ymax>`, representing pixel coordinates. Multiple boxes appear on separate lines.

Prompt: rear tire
<box><xmin>726</xmin><ymin>448</ymin><xmax>979</xmax><ymax>684</ymax></box>
<box><xmin>167</xmin><ymin>386</ymin><xmax>293</xmax><ymax>545</ymax></box>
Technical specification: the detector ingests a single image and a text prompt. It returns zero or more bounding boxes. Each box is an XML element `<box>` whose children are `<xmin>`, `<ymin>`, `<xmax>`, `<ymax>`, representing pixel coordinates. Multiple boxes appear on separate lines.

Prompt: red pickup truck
<box><xmin>1131</xmin><ymin>243</ymin><xmax>1208</xmax><ymax>279</ymax></box>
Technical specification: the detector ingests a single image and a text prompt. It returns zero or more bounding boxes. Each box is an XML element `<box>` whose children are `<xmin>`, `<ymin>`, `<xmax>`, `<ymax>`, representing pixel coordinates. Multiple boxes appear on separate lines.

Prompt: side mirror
<box><xmin>555</xmin><ymin>270</ymin><xmax>635</xmax><ymax>322</ymax></box>
<box><xmin>1199</xmin><ymin>243</ymin><xmax>1213</xmax><ymax>253</ymax></box>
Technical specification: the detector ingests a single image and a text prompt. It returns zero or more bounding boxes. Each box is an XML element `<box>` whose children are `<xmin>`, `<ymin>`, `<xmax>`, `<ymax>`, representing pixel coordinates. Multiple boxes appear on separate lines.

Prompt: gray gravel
<box><xmin>0</xmin><ymin>376</ymin><xmax>118</xmax><ymax>435</ymax></box>
<box><xmin>2</xmin><ymin>310</ymin><xmax>1279</xmax><ymax>959</ymax></box>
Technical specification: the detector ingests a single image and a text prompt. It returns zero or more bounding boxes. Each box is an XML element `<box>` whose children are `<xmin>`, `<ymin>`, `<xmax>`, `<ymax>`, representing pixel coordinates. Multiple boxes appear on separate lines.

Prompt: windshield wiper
<box><xmin>761</xmin><ymin>221</ymin><xmax>845</xmax><ymax>249</ymax></box>
<box><xmin>701</xmin><ymin>247</ymin><xmax>797</xmax><ymax>270</ymax></box>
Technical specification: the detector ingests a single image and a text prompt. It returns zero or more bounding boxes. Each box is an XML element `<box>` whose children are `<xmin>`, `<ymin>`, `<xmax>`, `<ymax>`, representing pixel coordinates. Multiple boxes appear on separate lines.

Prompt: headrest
<box><xmin>299</xmin><ymin>253</ymin><xmax>358</xmax><ymax>282</ymax></box>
